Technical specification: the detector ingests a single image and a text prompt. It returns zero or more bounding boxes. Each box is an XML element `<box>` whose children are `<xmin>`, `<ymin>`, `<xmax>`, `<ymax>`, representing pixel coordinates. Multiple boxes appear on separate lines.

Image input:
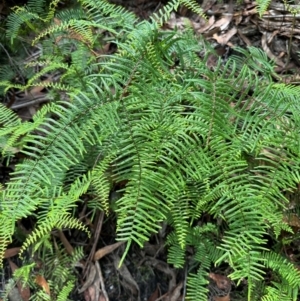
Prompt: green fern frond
<box><xmin>91</xmin><ymin>154</ymin><xmax>116</xmax><ymax>215</ymax></box>
<box><xmin>186</xmin><ymin>267</ymin><xmax>210</xmax><ymax>301</ymax></box>
<box><xmin>0</xmin><ymin>65</ymin><xmax>16</xmax><ymax>88</ymax></box>
<box><xmin>0</xmin><ymin>215</ymin><xmax>13</xmax><ymax>264</ymax></box>
<box><xmin>151</xmin><ymin>0</ymin><xmax>181</xmax><ymax>25</ymax></box>
<box><xmin>20</xmin><ymin>214</ymin><xmax>88</xmax><ymax>255</ymax></box>
<box><xmin>262</xmin><ymin>282</ymin><xmax>295</xmax><ymax>301</ymax></box>
<box><xmin>0</xmin><ymin>103</ymin><xmax>57</xmax><ymax>156</ymax></box>
<box><xmin>13</xmin><ymin>262</ymin><xmax>36</xmax><ymax>284</ymax></box>
<box><xmin>56</xmin><ymin>281</ymin><xmax>74</xmax><ymax>301</ymax></box>
<box><xmin>27</xmin><ymin>62</ymin><xmax>69</xmax><ymax>84</ymax></box>
<box><xmin>6</xmin><ymin>7</ymin><xmax>42</xmax><ymax>43</ymax></box>
<box><xmin>180</xmin><ymin>0</ymin><xmax>205</xmax><ymax>17</ymax></box>
<box><xmin>44</xmin><ymin>0</ymin><xmax>60</xmax><ymax>22</ymax></box>
<box><xmin>166</xmin><ymin>231</ymin><xmax>186</xmax><ymax>267</ymax></box>
<box><xmin>55</xmin><ymin>8</ymin><xmax>85</xmax><ymax>23</ymax></box>
<box><xmin>115</xmin><ymin>178</ymin><xmax>166</xmax><ymax>246</ymax></box>
<box><xmin>20</xmin><ymin>222</ymin><xmax>55</xmax><ymax>256</ymax></box>
<box><xmin>0</xmin><ymin>80</ymin><xmax>76</xmax><ymax>94</ymax></box>
<box><xmin>263</xmin><ymin>251</ymin><xmax>300</xmax><ymax>291</ymax></box>
<box><xmin>0</xmin><ymin>103</ymin><xmax>21</xmax><ymax>127</ymax></box>
<box><xmin>256</xmin><ymin>0</ymin><xmax>272</xmax><ymax>16</ymax></box>
<box><xmin>27</xmin><ymin>0</ymin><xmax>47</xmax><ymax>14</ymax></box>
<box><xmin>80</xmin><ymin>0</ymin><xmax>137</xmax><ymax>29</ymax></box>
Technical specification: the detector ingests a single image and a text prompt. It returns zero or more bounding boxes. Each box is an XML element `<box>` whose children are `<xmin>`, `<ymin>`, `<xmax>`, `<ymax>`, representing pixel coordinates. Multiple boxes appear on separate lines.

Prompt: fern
<box><xmin>1</xmin><ymin>0</ymin><xmax>300</xmax><ymax>300</ymax></box>
<box><xmin>56</xmin><ymin>281</ymin><xmax>75</xmax><ymax>301</ymax></box>
<box><xmin>256</xmin><ymin>0</ymin><xmax>272</xmax><ymax>16</ymax></box>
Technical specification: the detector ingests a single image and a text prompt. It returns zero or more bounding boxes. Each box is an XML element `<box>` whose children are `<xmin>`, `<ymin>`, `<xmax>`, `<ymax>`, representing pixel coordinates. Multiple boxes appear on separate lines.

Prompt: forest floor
<box><xmin>110</xmin><ymin>0</ymin><xmax>300</xmax><ymax>80</ymax></box>
<box><xmin>2</xmin><ymin>0</ymin><xmax>300</xmax><ymax>301</ymax></box>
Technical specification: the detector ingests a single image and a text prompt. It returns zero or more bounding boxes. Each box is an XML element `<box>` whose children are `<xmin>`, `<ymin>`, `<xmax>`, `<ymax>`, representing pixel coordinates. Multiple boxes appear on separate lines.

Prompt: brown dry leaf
<box><xmin>98</xmin><ymin>293</ymin><xmax>106</xmax><ymax>301</ymax></box>
<box><xmin>27</xmin><ymin>77</ymin><xmax>52</xmax><ymax>96</ymax></box>
<box><xmin>169</xmin><ymin>282</ymin><xmax>183</xmax><ymax>301</ymax></box>
<box><xmin>79</xmin><ymin>263</ymin><xmax>97</xmax><ymax>293</ymax></box>
<box><xmin>213</xmin><ymin>27</ymin><xmax>237</xmax><ymax>44</ymax></box>
<box><xmin>166</xmin><ymin>13</ymin><xmax>191</xmax><ymax>30</ymax></box>
<box><xmin>4</xmin><ymin>247</ymin><xmax>20</xmax><ymax>259</ymax></box>
<box><xmin>58</xmin><ymin>230</ymin><xmax>74</xmax><ymax>255</ymax></box>
<box><xmin>8</xmin><ymin>260</ymin><xmax>31</xmax><ymax>301</ymax></box>
<box><xmin>209</xmin><ymin>273</ymin><xmax>231</xmax><ymax>301</ymax></box>
<box><xmin>79</xmin><ymin>261</ymin><xmax>108</xmax><ymax>301</ymax></box>
<box><xmin>84</xmin><ymin>288</ymin><xmax>92</xmax><ymax>301</ymax></box>
<box><xmin>87</xmin><ymin>284</ymin><xmax>96</xmax><ymax>301</ymax></box>
<box><xmin>35</xmin><ymin>274</ymin><xmax>50</xmax><ymax>295</ymax></box>
<box><xmin>209</xmin><ymin>273</ymin><xmax>231</xmax><ymax>291</ymax></box>
<box><xmin>94</xmin><ymin>241</ymin><xmax>125</xmax><ymax>261</ymax></box>
<box><xmin>197</xmin><ymin>16</ymin><xmax>215</xmax><ymax>34</ymax></box>
<box><xmin>145</xmin><ymin>257</ymin><xmax>177</xmax><ymax>291</ymax></box>
<box><xmin>147</xmin><ymin>286</ymin><xmax>159</xmax><ymax>301</ymax></box>
<box><xmin>237</xmin><ymin>29</ymin><xmax>252</xmax><ymax>46</ymax></box>
<box><xmin>261</xmin><ymin>33</ymin><xmax>285</xmax><ymax>67</ymax></box>
<box><xmin>210</xmin><ymin>13</ymin><xmax>233</xmax><ymax>31</ymax></box>
<box><xmin>283</xmin><ymin>213</ymin><xmax>300</xmax><ymax>228</ymax></box>
<box><xmin>8</xmin><ymin>259</ymin><xmax>18</xmax><ymax>274</ymax></box>
<box><xmin>113</xmin><ymin>254</ymin><xmax>140</xmax><ymax>297</ymax></box>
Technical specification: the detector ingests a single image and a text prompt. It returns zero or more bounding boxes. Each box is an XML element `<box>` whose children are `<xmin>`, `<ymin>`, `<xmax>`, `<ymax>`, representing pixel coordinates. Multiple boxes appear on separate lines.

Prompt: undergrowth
<box><xmin>0</xmin><ymin>0</ymin><xmax>300</xmax><ymax>300</ymax></box>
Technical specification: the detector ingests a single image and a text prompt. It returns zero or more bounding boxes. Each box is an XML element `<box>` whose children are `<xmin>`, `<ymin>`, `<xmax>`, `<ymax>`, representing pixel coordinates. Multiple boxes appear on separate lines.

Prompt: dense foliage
<box><xmin>1</xmin><ymin>0</ymin><xmax>300</xmax><ymax>300</ymax></box>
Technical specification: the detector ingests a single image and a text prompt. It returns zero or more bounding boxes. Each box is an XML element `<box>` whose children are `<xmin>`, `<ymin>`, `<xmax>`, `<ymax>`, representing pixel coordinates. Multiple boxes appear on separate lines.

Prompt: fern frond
<box><xmin>263</xmin><ymin>251</ymin><xmax>300</xmax><ymax>291</ymax></box>
<box><xmin>151</xmin><ymin>0</ymin><xmax>181</xmax><ymax>25</ymax></box>
<box><xmin>56</xmin><ymin>281</ymin><xmax>74</xmax><ymax>301</ymax></box>
<box><xmin>44</xmin><ymin>0</ymin><xmax>60</xmax><ymax>22</ymax></box>
<box><xmin>179</xmin><ymin>0</ymin><xmax>205</xmax><ymax>17</ymax></box>
<box><xmin>32</xmin><ymin>19</ymin><xmax>98</xmax><ymax>46</ymax></box>
<box><xmin>6</xmin><ymin>6</ymin><xmax>42</xmax><ymax>43</ymax></box>
<box><xmin>80</xmin><ymin>0</ymin><xmax>137</xmax><ymax>30</ymax></box>
<box><xmin>256</xmin><ymin>0</ymin><xmax>272</xmax><ymax>16</ymax></box>
<box><xmin>27</xmin><ymin>0</ymin><xmax>47</xmax><ymax>14</ymax></box>
<box><xmin>0</xmin><ymin>103</ymin><xmax>21</xmax><ymax>127</ymax></box>
<box><xmin>20</xmin><ymin>214</ymin><xmax>88</xmax><ymax>255</ymax></box>
<box><xmin>262</xmin><ymin>282</ymin><xmax>295</xmax><ymax>301</ymax></box>
<box><xmin>186</xmin><ymin>266</ymin><xmax>210</xmax><ymax>301</ymax></box>
<box><xmin>166</xmin><ymin>231</ymin><xmax>186</xmax><ymax>267</ymax></box>
<box><xmin>91</xmin><ymin>154</ymin><xmax>116</xmax><ymax>215</ymax></box>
